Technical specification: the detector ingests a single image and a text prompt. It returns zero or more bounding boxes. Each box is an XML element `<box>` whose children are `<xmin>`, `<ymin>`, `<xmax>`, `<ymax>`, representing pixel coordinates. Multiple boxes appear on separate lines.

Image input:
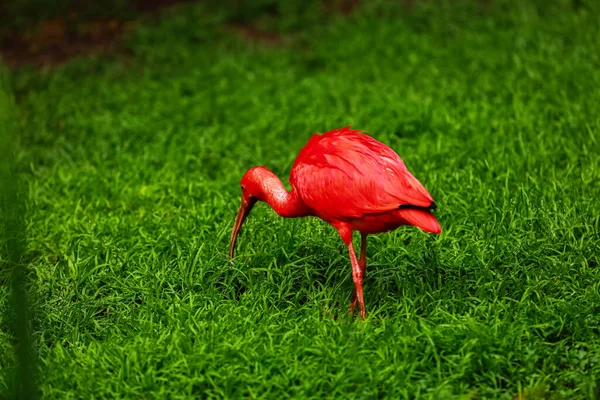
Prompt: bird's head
<box><xmin>228</xmin><ymin>166</ymin><xmax>272</xmax><ymax>259</ymax></box>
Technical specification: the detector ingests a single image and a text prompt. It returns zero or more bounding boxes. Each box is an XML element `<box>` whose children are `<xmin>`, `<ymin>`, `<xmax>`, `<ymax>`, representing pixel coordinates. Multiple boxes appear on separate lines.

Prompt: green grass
<box><xmin>2</xmin><ymin>0</ymin><xmax>600</xmax><ymax>398</ymax></box>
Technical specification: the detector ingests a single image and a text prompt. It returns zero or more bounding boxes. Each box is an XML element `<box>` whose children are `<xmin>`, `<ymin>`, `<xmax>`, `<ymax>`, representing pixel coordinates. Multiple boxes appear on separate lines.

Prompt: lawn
<box><xmin>1</xmin><ymin>0</ymin><xmax>600</xmax><ymax>398</ymax></box>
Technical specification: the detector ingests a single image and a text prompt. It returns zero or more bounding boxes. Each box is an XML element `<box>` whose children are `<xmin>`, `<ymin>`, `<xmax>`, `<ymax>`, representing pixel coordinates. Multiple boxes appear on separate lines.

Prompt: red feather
<box><xmin>290</xmin><ymin>127</ymin><xmax>437</xmax><ymax>232</ymax></box>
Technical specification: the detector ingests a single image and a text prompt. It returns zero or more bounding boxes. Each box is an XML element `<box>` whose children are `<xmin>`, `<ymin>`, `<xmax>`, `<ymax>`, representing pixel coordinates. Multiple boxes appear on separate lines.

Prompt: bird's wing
<box><xmin>290</xmin><ymin>127</ymin><xmax>434</xmax><ymax>221</ymax></box>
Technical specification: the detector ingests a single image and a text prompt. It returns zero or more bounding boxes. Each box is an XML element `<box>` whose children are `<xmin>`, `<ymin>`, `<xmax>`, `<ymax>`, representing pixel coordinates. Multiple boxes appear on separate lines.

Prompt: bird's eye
<box><xmin>241</xmin><ymin>185</ymin><xmax>246</xmax><ymax>191</ymax></box>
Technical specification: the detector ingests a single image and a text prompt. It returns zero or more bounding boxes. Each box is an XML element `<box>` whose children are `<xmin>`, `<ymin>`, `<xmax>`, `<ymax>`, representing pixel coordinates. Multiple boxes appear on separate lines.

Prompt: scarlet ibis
<box><xmin>229</xmin><ymin>127</ymin><xmax>441</xmax><ymax>319</ymax></box>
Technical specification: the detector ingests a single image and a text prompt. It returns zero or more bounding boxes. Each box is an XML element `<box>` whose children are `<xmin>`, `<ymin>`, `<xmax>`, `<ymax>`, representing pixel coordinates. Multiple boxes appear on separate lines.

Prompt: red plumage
<box><xmin>290</xmin><ymin>126</ymin><xmax>440</xmax><ymax>234</ymax></box>
<box><xmin>229</xmin><ymin>127</ymin><xmax>441</xmax><ymax>320</ymax></box>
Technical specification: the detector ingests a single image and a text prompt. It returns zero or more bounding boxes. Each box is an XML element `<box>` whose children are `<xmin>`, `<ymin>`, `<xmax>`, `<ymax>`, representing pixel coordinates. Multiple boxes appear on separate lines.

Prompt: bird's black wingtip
<box><xmin>399</xmin><ymin>202</ymin><xmax>438</xmax><ymax>211</ymax></box>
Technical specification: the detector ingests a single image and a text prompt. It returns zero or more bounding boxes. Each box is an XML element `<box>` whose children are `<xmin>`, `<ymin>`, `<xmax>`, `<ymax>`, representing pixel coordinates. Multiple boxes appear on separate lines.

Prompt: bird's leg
<box><xmin>350</xmin><ymin>233</ymin><xmax>368</xmax><ymax>315</ymax></box>
<box><xmin>336</xmin><ymin>225</ymin><xmax>366</xmax><ymax>320</ymax></box>
<box><xmin>348</xmin><ymin>242</ymin><xmax>366</xmax><ymax>320</ymax></box>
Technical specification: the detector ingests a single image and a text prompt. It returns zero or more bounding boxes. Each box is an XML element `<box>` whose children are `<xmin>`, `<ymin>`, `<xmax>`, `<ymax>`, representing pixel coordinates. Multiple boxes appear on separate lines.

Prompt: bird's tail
<box><xmin>398</xmin><ymin>208</ymin><xmax>442</xmax><ymax>234</ymax></box>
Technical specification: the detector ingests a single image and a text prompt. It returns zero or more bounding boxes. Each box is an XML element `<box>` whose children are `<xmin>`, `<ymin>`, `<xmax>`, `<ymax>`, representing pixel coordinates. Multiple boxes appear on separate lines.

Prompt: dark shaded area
<box><xmin>0</xmin><ymin>0</ymin><xmax>361</xmax><ymax>68</ymax></box>
<box><xmin>0</xmin><ymin>72</ymin><xmax>37</xmax><ymax>399</ymax></box>
<box><xmin>0</xmin><ymin>0</ymin><xmax>193</xmax><ymax>67</ymax></box>
<box><xmin>1</xmin><ymin>18</ymin><xmax>137</xmax><ymax>68</ymax></box>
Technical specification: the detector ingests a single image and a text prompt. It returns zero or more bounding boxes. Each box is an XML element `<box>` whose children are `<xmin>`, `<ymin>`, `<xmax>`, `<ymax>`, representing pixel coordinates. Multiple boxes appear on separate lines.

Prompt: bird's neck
<box><xmin>260</xmin><ymin>174</ymin><xmax>311</xmax><ymax>218</ymax></box>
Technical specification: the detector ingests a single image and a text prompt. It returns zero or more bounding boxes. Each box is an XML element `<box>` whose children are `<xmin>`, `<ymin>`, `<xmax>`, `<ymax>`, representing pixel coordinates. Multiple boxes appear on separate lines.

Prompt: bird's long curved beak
<box><xmin>228</xmin><ymin>196</ymin><xmax>256</xmax><ymax>259</ymax></box>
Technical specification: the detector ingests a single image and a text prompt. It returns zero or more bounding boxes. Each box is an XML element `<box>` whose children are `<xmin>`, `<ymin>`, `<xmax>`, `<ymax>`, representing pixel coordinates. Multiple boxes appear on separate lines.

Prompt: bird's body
<box><xmin>290</xmin><ymin>127</ymin><xmax>441</xmax><ymax>234</ymax></box>
<box><xmin>229</xmin><ymin>127</ymin><xmax>441</xmax><ymax>319</ymax></box>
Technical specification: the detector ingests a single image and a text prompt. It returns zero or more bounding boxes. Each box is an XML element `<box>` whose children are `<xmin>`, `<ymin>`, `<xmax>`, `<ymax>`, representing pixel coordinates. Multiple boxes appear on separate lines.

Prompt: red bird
<box><xmin>229</xmin><ymin>127</ymin><xmax>441</xmax><ymax>319</ymax></box>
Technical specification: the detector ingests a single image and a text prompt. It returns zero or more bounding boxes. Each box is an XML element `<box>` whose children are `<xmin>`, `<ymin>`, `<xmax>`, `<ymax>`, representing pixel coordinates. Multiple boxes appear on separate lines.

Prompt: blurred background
<box><xmin>1</xmin><ymin>0</ymin><xmax>362</xmax><ymax>67</ymax></box>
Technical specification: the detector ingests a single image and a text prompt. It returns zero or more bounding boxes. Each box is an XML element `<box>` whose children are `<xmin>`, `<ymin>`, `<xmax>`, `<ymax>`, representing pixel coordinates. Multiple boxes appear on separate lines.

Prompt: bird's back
<box><xmin>290</xmin><ymin>127</ymin><xmax>435</xmax><ymax>224</ymax></box>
